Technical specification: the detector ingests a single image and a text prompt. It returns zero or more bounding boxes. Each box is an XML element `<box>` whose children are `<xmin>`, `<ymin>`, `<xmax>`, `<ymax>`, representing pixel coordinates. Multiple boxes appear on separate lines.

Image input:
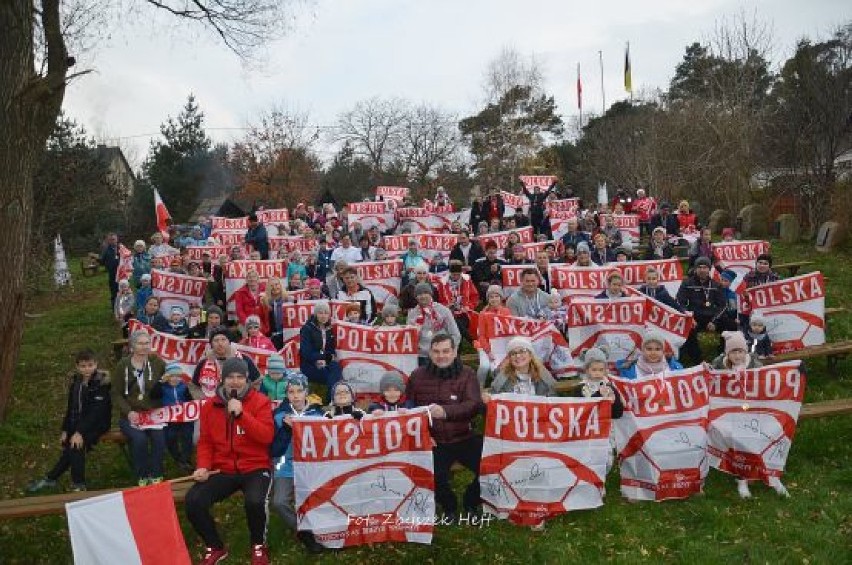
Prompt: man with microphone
<box><xmin>185</xmin><ymin>358</ymin><xmax>274</xmax><ymax>565</ymax></box>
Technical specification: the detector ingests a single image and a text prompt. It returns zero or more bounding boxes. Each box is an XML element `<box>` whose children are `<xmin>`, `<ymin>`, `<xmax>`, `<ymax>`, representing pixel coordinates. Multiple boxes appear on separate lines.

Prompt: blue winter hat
<box><xmin>267</xmin><ymin>354</ymin><xmax>286</xmax><ymax>374</ymax></box>
<box><xmin>164</xmin><ymin>361</ymin><xmax>183</xmax><ymax>376</ymax></box>
<box><xmin>284</xmin><ymin>371</ymin><xmax>309</xmax><ymax>392</ymax></box>
<box><xmin>720</xmin><ymin>270</ymin><xmax>737</xmax><ymax>282</ymax></box>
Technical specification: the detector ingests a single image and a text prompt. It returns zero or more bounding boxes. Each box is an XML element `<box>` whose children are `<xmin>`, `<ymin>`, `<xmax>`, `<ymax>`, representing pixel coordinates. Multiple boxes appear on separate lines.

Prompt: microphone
<box><xmin>229</xmin><ymin>389</ymin><xmax>239</xmax><ymax>418</ymax></box>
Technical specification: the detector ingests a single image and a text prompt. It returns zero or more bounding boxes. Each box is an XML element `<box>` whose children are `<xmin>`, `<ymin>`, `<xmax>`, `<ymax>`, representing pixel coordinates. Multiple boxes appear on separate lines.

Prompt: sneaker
<box><xmin>736</xmin><ymin>479</ymin><xmax>752</xmax><ymax>499</ymax></box>
<box><xmin>137</xmin><ymin>478</ymin><xmax>150</xmax><ymax>487</ymax></box>
<box><xmin>296</xmin><ymin>531</ymin><xmax>325</xmax><ymax>554</ymax></box>
<box><xmin>530</xmin><ymin>521</ymin><xmax>546</xmax><ymax>532</ymax></box>
<box><xmin>250</xmin><ymin>544</ymin><xmax>269</xmax><ymax>565</ymax></box>
<box><xmin>199</xmin><ymin>546</ymin><xmax>228</xmax><ymax>565</ymax></box>
<box><xmin>25</xmin><ymin>478</ymin><xmax>57</xmax><ymax>493</ymax></box>
<box><xmin>69</xmin><ymin>483</ymin><xmax>87</xmax><ymax>493</ymax></box>
<box><xmin>149</xmin><ymin>476</ymin><xmax>164</xmax><ymax>485</ymax></box>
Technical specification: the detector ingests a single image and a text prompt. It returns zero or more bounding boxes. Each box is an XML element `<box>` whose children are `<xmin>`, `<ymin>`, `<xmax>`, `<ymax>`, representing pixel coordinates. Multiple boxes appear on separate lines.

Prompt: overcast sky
<box><xmin>63</xmin><ymin>0</ymin><xmax>850</xmax><ymax>168</ymax></box>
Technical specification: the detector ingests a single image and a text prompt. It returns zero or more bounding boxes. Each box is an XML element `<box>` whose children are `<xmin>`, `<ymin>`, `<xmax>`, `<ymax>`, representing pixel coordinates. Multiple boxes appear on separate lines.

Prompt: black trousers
<box><xmin>185</xmin><ymin>469</ymin><xmax>272</xmax><ymax>549</ymax></box>
<box><xmin>433</xmin><ymin>435</ymin><xmax>482</xmax><ymax>515</ymax></box>
<box><xmin>681</xmin><ymin>314</ymin><xmax>739</xmax><ymax>365</ymax></box>
<box><xmin>46</xmin><ymin>442</ymin><xmax>89</xmax><ymax>484</ymax></box>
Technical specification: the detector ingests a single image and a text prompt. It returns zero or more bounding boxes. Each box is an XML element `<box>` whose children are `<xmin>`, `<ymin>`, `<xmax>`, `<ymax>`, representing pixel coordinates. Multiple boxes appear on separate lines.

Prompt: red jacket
<box><xmin>196</xmin><ymin>388</ymin><xmax>274</xmax><ymax>474</ymax></box>
<box><xmin>436</xmin><ymin>274</ymin><xmax>479</xmax><ymax>313</ymax></box>
<box><xmin>234</xmin><ymin>284</ymin><xmax>265</xmax><ymax>325</ymax></box>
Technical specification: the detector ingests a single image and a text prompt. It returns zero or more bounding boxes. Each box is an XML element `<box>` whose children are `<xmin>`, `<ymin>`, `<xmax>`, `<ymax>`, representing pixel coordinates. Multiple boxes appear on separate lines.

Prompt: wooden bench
<box><xmin>825</xmin><ymin>307</ymin><xmax>847</xmax><ymax>318</ymax></box>
<box><xmin>773</xmin><ymin>261</ymin><xmax>815</xmax><ymax>277</ymax></box>
<box><xmin>772</xmin><ymin>340</ymin><xmax>852</xmax><ymax>371</ymax></box>
<box><xmin>0</xmin><ymin>480</ymin><xmax>195</xmax><ymax>520</ymax></box>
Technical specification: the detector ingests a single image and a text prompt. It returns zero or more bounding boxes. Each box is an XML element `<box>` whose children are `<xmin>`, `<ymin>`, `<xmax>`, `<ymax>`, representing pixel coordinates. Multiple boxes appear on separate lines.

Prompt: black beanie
<box><xmin>221</xmin><ymin>357</ymin><xmax>248</xmax><ymax>378</ymax></box>
<box><xmin>209</xmin><ymin>325</ymin><xmax>232</xmax><ymax>343</ymax></box>
<box><xmin>756</xmin><ymin>253</ymin><xmax>773</xmax><ymax>266</ymax></box>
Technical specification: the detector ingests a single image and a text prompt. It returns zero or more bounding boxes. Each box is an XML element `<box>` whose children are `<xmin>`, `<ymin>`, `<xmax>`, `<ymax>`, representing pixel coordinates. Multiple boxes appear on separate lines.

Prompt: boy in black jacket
<box><xmin>27</xmin><ymin>350</ymin><xmax>112</xmax><ymax>493</ymax></box>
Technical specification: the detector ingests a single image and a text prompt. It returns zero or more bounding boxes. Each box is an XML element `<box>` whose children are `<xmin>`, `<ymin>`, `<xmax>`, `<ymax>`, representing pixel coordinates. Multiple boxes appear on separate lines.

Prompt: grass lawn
<box><xmin>1</xmin><ymin>241</ymin><xmax>851</xmax><ymax>564</ymax></box>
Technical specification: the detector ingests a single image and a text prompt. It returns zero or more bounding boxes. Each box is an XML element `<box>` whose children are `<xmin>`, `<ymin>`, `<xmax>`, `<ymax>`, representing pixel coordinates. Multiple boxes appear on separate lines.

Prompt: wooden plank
<box><xmin>825</xmin><ymin>307</ymin><xmax>847</xmax><ymax>317</ymax></box>
<box><xmin>772</xmin><ymin>340</ymin><xmax>852</xmax><ymax>362</ymax></box>
<box><xmin>800</xmin><ymin>398</ymin><xmax>852</xmax><ymax>420</ymax></box>
<box><xmin>0</xmin><ymin>482</ymin><xmax>194</xmax><ymax>520</ymax></box>
<box><xmin>773</xmin><ymin>261</ymin><xmax>815</xmax><ymax>277</ymax></box>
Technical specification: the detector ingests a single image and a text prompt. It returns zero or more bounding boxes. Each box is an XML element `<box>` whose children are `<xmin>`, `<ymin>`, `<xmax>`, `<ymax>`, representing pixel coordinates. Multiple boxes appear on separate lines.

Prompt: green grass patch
<box><xmin>1</xmin><ymin>242</ymin><xmax>851</xmax><ymax>563</ymax></box>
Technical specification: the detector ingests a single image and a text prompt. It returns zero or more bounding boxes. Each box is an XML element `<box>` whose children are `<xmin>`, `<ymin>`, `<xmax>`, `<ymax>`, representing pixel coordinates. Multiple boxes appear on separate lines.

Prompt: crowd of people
<box><xmin>30</xmin><ymin>185</ymin><xmax>790</xmax><ymax>564</ymax></box>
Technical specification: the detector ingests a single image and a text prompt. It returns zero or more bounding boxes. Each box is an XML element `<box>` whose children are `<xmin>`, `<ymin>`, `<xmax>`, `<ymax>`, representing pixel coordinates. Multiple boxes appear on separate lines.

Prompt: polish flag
<box><xmin>154</xmin><ymin>187</ymin><xmax>173</xmax><ymax>241</ymax></box>
<box><xmin>66</xmin><ymin>482</ymin><xmax>191</xmax><ymax>565</ymax></box>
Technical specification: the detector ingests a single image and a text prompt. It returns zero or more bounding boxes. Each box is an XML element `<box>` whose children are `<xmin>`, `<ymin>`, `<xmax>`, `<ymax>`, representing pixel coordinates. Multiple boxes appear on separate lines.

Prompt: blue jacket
<box><xmin>637</xmin><ymin>285</ymin><xmax>684</xmax><ymax>312</ymax></box>
<box><xmin>135</xmin><ymin>286</ymin><xmax>153</xmax><ymax>312</ymax></box>
<box><xmin>272</xmin><ymin>401</ymin><xmax>324</xmax><ymax>478</ymax></box>
<box><xmin>150</xmin><ymin>380</ymin><xmax>192</xmax><ymax>407</ymax></box>
<box><xmin>560</xmin><ymin>231</ymin><xmax>589</xmax><ymax>249</ymax></box>
<box><xmin>131</xmin><ymin>252</ymin><xmax>151</xmax><ymax>286</ymax></box>
<box><xmin>616</xmin><ymin>357</ymin><xmax>684</xmax><ymax>380</ymax></box>
<box><xmin>245</xmin><ymin>223</ymin><xmax>269</xmax><ymax>259</ymax></box>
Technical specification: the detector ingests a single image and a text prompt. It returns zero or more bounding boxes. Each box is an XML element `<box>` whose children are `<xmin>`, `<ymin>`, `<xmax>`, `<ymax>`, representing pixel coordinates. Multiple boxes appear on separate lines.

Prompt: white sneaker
<box><xmin>736</xmin><ymin>479</ymin><xmax>752</xmax><ymax>499</ymax></box>
<box><xmin>530</xmin><ymin>521</ymin><xmax>545</xmax><ymax>532</ymax></box>
<box><xmin>768</xmin><ymin>477</ymin><xmax>790</xmax><ymax>498</ymax></box>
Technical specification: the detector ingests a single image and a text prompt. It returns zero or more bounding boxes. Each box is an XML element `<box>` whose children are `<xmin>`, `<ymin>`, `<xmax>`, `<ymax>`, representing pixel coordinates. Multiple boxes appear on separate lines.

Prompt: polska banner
<box><xmin>480</xmin><ymin>394</ymin><xmax>611</xmax><ymax>525</ymax></box>
<box><xmin>707</xmin><ymin>361</ymin><xmax>804</xmax><ymax>484</ymax></box>
<box><xmin>500</xmin><ymin>191</ymin><xmax>529</xmax><ymax>217</ymax></box>
<box><xmin>550</xmin><ymin>264</ymin><xmax>611</xmax><ymax>298</ymax></box>
<box><xmin>116</xmin><ymin>244</ymin><xmax>133</xmax><ymax>283</ymax></box>
<box><xmin>256</xmin><ymin>208</ymin><xmax>290</xmax><ymax>224</ymax></box>
<box><xmin>612</xmin><ymin>258</ymin><xmax>683</xmax><ymax>297</ymax></box>
<box><xmin>151</xmin><ymin>269</ymin><xmax>208</xmax><ymax>315</ymax></box>
<box><xmin>376</xmin><ymin>185</ymin><xmax>409</xmax><ymax>201</ymax></box>
<box><xmin>518</xmin><ymin>240</ymin><xmax>556</xmax><ymax>262</ymax></box>
<box><xmin>566</xmin><ymin>297</ymin><xmax>647</xmax><ymax>362</ymax></box>
<box><xmin>519</xmin><ymin>175</ymin><xmax>557</xmax><ymax>190</ymax></box>
<box><xmin>348</xmin><ymin>201</ymin><xmax>397</xmax><ymax>232</ymax></box>
<box><xmin>127</xmin><ymin>320</ymin><xmax>208</xmax><ymax>378</ymax></box>
<box><xmin>395</xmin><ymin>207</ymin><xmax>446</xmax><ymax>232</ymax></box>
<box><xmin>382</xmin><ymin>232</ymin><xmax>459</xmax><ymax>261</ymax></box>
<box><xmin>545</xmin><ymin>198</ymin><xmax>580</xmax><ymax>213</ymax></box>
<box><xmin>224</xmin><ymin>260</ymin><xmax>286</xmax><ymax>319</ymax></box>
<box><xmin>276</xmin><ymin>299</ymin><xmax>351</xmax><ymax>349</ymax></box>
<box><xmin>293</xmin><ymin>410</ymin><xmax>435</xmax><ymax>548</ymax></box>
<box><xmin>744</xmin><ymin>272</ymin><xmax>825</xmax><ymax>353</ymax></box>
<box><xmin>186</xmin><ymin>245</ymin><xmax>236</xmax><ymax>261</ymax></box>
<box><xmin>624</xmin><ymin>287</ymin><xmax>695</xmax><ymax>358</ymax></box>
<box><xmin>211</xmin><ymin>216</ymin><xmax>249</xmax><ymax>230</ymax></box>
<box><xmin>611</xmin><ymin>366</ymin><xmax>710</xmax><ymax>501</ymax></box>
<box><xmin>711</xmin><ymin>240</ymin><xmax>770</xmax><ymax>292</ymax></box>
<box><xmin>209</xmin><ymin>230</ymin><xmax>246</xmax><ymax>248</ymax></box>
<box><xmin>135</xmin><ymin>400</ymin><xmax>207</xmax><ymax>427</ymax></box>
<box><xmin>353</xmin><ymin>260</ymin><xmax>403</xmax><ymax>306</ymax></box>
<box><xmin>477</xmin><ymin>226</ymin><xmax>534</xmax><ymax>257</ymax></box>
<box><xmin>476</xmin><ymin>313</ymin><xmax>573</xmax><ymax>377</ymax></box>
<box><xmin>334</xmin><ymin>320</ymin><xmax>419</xmax><ymax>401</ymax></box>
<box><xmin>600</xmin><ymin>214</ymin><xmax>640</xmax><ymax>245</ymax></box>
<box><xmin>269</xmin><ymin>236</ymin><xmax>319</xmax><ymax>257</ymax></box>
<box><xmin>549</xmin><ymin>210</ymin><xmax>579</xmax><ymax>241</ymax></box>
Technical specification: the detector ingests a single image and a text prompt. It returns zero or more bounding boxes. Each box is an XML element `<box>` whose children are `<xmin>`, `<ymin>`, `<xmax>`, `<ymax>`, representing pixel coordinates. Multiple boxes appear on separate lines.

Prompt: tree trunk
<box><xmin>0</xmin><ymin>0</ymin><xmax>68</xmax><ymax>422</ymax></box>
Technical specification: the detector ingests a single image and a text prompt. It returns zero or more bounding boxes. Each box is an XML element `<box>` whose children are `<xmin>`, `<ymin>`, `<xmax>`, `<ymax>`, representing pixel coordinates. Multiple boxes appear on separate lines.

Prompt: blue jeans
<box><xmin>119</xmin><ymin>419</ymin><xmax>166</xmax><ymax>480</ymax></box>
<box><xmin>302</xmin><ymin>361</ymin><xmax>342</xmax><ymax>402</ymax></box>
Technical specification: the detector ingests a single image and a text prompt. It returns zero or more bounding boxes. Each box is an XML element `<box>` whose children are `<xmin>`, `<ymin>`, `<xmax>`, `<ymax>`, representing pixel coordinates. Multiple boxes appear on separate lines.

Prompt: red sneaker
<box><xmin>199</xmin><ymin>546</ymin><xmax>228</xmax><ymax>565</ymax></box>
<box><xmin>250</xmin><ymin>544</ymin><xmax>269</xmax><ymax>565</ymax></box>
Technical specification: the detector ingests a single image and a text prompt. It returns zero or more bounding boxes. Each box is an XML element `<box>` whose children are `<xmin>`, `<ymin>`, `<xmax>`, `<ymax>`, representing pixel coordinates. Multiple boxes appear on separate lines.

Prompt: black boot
<box><xmin>296</xmin><ymin>530</ymin><xmax>325</xmax><ymax>554</ymax></box>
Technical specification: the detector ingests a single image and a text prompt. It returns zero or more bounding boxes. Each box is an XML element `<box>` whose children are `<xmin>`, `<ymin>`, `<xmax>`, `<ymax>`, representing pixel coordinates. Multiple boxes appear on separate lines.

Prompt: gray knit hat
<box><xmin>381</xmin><ymin>303</ymin><xmax>399</xmax><ymax>317</ymax></box>
<box><xmin>642</xmin><ymin>330</ymin><xmax>668</xmax><ymax>349</ymax></box>
<box><xmin>221</xmin><ymin>357</ymin><xmax>248</xmax><ymax>378</ymax></box>
<box><xmin>206</xmin><ymin>305</ymin><xmax>224</xmax><ymax>320</ymax></box>
<box><xmin>694</xmin><ymin>256</ymin><xmax>712</xmax><ymax>268</ymax></box>
<box><xmin>749</xmin><ymin>314</ymin><xmax>767</xmax><ymax>327</ymax></box>
<box><xmin>379</xmin><ymin>371</ymin><xmax>406</xmax><ymax>393</ymax></box>
<box><xmin>581</xmin><ymin>347</ymin><xmax>608</xmax><ymax>368</ymax></box>
<box><xmin>576</xmin><ymin>242</ymin><xmax>591</xmax><ymax>254</ymax></box>
<box><xmin>486</xmin><ymin>285</ymin><xmax>503</xmax><ymax>298</ymax></box>
<box><xmin>414</xmin><ymin>282</ymin><xmax>433</xmax><ymax>297</ymax></box>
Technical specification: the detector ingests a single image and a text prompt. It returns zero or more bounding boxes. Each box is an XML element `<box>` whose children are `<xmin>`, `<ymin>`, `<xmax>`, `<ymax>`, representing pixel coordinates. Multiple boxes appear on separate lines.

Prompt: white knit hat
<box><xmin>506</xmin><ymin>336</ymin><xmax>534</xmax><ymax>355</ymax></box>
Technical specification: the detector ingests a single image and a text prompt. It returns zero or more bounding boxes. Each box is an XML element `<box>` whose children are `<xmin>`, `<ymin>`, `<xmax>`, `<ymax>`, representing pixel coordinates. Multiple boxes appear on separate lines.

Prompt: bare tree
<box><xmin>399</xmin><ymin>103</ymin><xmax>459</xmax><ymax>186</ymax></box>
<box><xmin>334</xmin><ymin>97</ymin><xmax>409</xmax><ymax>174</ymax></box>
<box><xmin>0</xmin><ymin>0</ymin><xmax>299</xmax><ymax>422</ymax></box>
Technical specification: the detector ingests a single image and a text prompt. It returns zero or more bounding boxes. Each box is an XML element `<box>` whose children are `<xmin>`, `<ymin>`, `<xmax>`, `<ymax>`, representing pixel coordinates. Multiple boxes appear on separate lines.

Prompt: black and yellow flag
<box><xmin>624</xmin><ymin>43</ymin><xmax>632</xmax><ymax>93</ymax></box>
